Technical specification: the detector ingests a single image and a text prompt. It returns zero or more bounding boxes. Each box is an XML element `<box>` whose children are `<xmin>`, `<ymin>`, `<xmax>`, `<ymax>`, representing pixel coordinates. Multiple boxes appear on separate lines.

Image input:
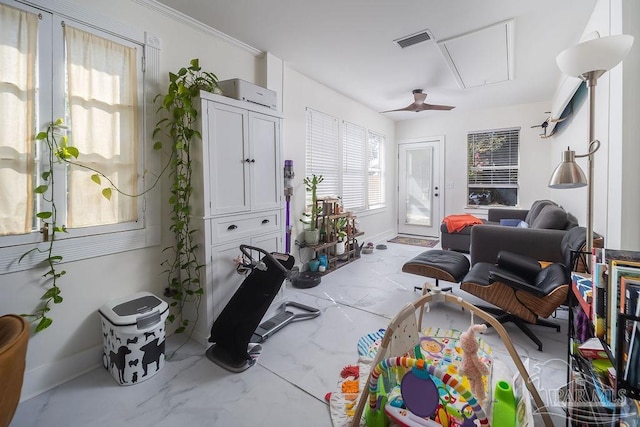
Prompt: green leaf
<box><xmin>54</xmin><ymin>118</ymin><xmax>64</xmax><ymax>125</ymax></box>
<box><xmin>167</xmin><ymin>314</ymin><xmax>175</xmax><ymax>323</ymax></box>
<box><xmin>102</xmin><ymin>188</ymin><xmax>112</xmax><ymax>200</ymax></box>
<box><xmin>175</xmin><ymin>326</ymin><xmax>185</xmax><ymax>334</ymax></box>
<box><xmin>42</xmin><ymin>171</ymin><xmax>51</xmax><ymax>180</ymax></box>
<box><xmin>67</xmin><ymin>146</ymin><xmax>79</xmax><ymax>159</ymax></box>
<box><xmin>53</xmin><ymin>296</ymin><xmax>63</xmax><ymax>304</ymax></box>
<box><xmin>34</xmin><ymin>185</ymin><xmax>48</xmax><ymax>194</ymax></box>
<box><xmin>153</xmin><ymin>141</ymin><xmax>163</xmax><ymax>151</ymax></box>
<box><xmin>36</xmin><ymin>131</ymin><xmax>48</xmax><ymax>140</ymax></box>
<box><xmin>36</xmin><ymin>211</ymin><xmax>52</xmax><ymax>219</ymax></box>
<box><xmin>35</xmin><ymin>317</ymin><xmax>53</xmax><ymax>332</ymax></box>
<box><xmin>91</xmin><ymin>174</ymin><xmax>101</xmax><ymax>185</ymax></box>
<box><xmin>42</xmin><ymin>288</ymin><xmax>59</xmax><ymax>299</ymax></box>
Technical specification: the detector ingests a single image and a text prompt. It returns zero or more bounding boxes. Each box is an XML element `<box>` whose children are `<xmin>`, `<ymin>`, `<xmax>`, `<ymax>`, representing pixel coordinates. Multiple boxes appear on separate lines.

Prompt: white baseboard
<box><xmin>21</xmin><ymin>344</ymin><xmax>103</xmax><ymax>402</ymax></box>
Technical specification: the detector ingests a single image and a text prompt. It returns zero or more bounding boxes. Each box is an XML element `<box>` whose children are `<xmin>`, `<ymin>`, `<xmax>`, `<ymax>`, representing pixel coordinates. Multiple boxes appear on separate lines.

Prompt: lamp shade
<box><xmin>556</xmin><ymin>34</ymin><xmax>634</xmax><ymax>77</ymax></box>
<box><xmin>549</xmin><ymin>149</ymin><xmax>587</xmax><ymax>188</ymax></box>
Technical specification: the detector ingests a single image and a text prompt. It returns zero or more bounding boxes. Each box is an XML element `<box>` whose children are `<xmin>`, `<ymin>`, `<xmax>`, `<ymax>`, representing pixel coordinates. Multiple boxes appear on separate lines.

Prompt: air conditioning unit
<box><xmin>217</xmin><ymin>79</ymin><xmax>277</xmax><ymax>110</ymax></box>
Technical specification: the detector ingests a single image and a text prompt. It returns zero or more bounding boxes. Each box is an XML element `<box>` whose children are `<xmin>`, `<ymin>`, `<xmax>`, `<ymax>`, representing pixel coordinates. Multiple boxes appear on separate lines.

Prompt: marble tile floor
<box><xmin>13</xmin><ymin>241</ymin><xmax>571</xmax><ymax>426</ymax></box>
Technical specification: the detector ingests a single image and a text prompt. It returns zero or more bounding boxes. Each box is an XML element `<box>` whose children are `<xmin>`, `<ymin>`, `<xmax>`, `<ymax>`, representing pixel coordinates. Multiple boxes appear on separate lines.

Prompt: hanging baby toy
<box><xmin>459</xmin><ymin>323</ymin><xmax>490</xmax><ymax>402</ymax></box>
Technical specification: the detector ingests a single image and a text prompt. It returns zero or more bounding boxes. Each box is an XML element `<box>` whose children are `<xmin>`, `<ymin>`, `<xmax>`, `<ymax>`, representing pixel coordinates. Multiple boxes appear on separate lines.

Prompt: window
<box><xmin>305</xmin><ymin>108</ymin><xmax>339</xmax><ymax>201</ymax></box>
<box><xmin>467</xmin><ymin>127</ymin><xmax>520</xmax><ymax>207</ymax></box>
<box><xmin>367</xmin><ymin>131</ymin><xmax>385</xmax><ymax>209</ymax></box>
<box><xmin>342</xmin><ymin>122</ymin><xmax>366</xmax><ymax>211</ymax></box>
<box><xmin>0</xmin><ymin>0</ymin><xmax>160</xmax><ymax>273</ymax></box>
<box><xmin>305</xmin><ymin>108</ymin><xmax>386</xmax><ymax>212</ymax></box>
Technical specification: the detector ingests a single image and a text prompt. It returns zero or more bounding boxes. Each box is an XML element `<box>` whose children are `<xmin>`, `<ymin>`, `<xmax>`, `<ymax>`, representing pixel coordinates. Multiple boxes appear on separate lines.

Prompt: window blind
<box><xmin>342</xmin><ymin>121</ymin><xmax>366</xmax><ymax>211</ymax></box>
<box><xmin>305</xmin><ymin>108</ymin><xmax>339</xmax><ymax>203</ymax></box>
<box><xmin>467</xmin><ymin>128</ymin><xmax>520</xmax><ymax>188</ymax></box>
<box><xmin>367</xmin><ymin>131</ymin><xmax>385</xmax><ymax>208</ymax></box>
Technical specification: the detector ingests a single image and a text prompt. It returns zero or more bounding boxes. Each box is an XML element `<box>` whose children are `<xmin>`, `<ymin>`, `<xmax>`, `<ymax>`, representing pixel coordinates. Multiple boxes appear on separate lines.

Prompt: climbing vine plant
<box><xmin>154</xmin><ymin>59</ymin><xmax>218</xmax><ymax>334</ymax></box>
<box><xmin>20</xmin><ymin>119</ymin><xmax>70</xmax><ymax>332</ymax></box>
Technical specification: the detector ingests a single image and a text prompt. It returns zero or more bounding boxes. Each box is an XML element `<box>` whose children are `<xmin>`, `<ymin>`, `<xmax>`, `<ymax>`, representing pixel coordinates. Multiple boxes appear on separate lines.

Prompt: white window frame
<box><xmin>0</xmin><ymin>0</ymin><xmax>161</xmax><ymax>274</ymax></box>
<box><xmin>305</xmin><ymin>108</ymin><xmax>386</xmax><ymax>213</ymax></box>
<box><xmin>467</xmin><ymin>127</ymin><xmax>520</xmax><ymax>207</ymax></box>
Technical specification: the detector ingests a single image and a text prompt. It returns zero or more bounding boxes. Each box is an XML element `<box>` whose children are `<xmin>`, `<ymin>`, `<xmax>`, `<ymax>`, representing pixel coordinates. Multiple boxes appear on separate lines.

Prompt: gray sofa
<box><xmin>468</xmin><ymin>200</ymin><xmax>579</xmax><ymax>265</ymax></box>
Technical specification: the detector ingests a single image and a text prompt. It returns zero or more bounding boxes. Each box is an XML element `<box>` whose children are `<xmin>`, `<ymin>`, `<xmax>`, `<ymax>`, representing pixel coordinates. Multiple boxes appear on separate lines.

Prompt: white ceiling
<box><xmin>155</xmin><ymin>0</ymin><xmax>597</xmax><ymax>120</ymax></box>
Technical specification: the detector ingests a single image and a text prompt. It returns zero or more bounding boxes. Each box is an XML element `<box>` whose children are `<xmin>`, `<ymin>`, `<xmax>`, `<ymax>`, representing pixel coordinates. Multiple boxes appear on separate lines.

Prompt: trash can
<box><xmin>98</xmin><ymin>291</ymin><xmax>169</xmax><ymax>385</ymax></box>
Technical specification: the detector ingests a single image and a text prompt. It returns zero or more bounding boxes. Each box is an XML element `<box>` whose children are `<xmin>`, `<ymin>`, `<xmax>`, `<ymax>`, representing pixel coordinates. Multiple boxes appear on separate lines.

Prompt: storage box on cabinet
<box><xmin>210</xmin><ymin>210</ymin><xmax>281</xmax><ymax>244</ymax></box>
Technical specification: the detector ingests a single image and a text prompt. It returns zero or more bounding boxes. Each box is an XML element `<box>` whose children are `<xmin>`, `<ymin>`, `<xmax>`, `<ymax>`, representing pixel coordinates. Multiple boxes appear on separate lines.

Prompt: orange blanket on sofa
<box><xmin>442</xmin><ymin>214</ymin><xmax>483</xmax><ymax>233</ymax></box>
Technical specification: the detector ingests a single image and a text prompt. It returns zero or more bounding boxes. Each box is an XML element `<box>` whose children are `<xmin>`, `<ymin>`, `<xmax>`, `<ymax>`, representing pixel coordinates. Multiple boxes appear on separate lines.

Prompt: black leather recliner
<box><xmin>460</xmin><ymin>226</ymin><xmax>589</xmax><ymax>351</ymax></box>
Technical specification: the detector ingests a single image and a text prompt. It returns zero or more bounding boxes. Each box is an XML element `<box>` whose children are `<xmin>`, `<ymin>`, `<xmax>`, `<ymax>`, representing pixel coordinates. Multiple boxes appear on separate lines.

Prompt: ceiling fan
<box><xmin>382</xmin><ymin>89</ymin><xmax>455</xmax><ymax>113</ymax></box>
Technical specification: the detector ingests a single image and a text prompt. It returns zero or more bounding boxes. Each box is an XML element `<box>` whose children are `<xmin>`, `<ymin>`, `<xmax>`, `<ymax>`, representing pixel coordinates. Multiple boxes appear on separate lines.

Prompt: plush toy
<box><xmin>459</xmin><ymin>323</ymin><xmax>490</xmax><ymax>402</ymax></box>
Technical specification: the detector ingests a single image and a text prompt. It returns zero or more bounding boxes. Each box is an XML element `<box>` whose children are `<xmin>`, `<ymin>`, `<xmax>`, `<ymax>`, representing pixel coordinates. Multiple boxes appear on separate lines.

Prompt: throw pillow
<box><xmin>518</xmin><ymin>221</ymin><xmax>529</xmax><ymax>228</ymax></box>
<box><xmin>525</xmin><ymin>200</ymin><xmax>558</xmax><ymax>225</ymax></box>
<box><xmin>530</xmin><ymin>204</ymin><xmax>568</xmax><ymax>229</ymax></box>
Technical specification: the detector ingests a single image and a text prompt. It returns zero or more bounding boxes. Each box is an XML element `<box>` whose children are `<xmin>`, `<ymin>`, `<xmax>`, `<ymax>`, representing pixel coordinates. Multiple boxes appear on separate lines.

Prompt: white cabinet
<box><xmin>204</xmin><ymin>104</ymin><xmax>281</xmax><ymax>216</ymax></box>
<box><xmin>191</xmin><ymin>91</ymin><xmax>285</xmax><ymax>344</ymax></box>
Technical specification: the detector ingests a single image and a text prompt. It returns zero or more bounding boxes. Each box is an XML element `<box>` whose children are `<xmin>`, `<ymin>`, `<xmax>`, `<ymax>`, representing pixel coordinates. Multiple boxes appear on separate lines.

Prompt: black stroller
<box><xmin>206</xmin><ymin>245</ymin><xmax>319</xmax><ymax>372</ymax></box>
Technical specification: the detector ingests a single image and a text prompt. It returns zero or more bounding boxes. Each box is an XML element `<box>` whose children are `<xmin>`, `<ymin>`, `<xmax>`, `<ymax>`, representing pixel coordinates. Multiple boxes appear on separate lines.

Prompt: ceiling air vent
<box><xmin>394</xmin><ymin>29</ymin><xmax>433</xmax><ymax>49</ymax></box>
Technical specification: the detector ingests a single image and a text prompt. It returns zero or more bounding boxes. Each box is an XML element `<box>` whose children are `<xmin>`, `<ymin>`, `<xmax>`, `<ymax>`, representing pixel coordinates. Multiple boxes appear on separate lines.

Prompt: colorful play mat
<box><xmin>329</xmin><ymin>327</ymin><xmax>533</xmax><ymax>427</ymax></box>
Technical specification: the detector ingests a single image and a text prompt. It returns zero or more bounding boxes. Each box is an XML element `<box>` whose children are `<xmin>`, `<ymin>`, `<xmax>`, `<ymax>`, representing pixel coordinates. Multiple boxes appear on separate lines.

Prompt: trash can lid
<box><xmin>99</xmin><ymin>291</ymin><xmax>168</xmax><ymax>326</ymax></box>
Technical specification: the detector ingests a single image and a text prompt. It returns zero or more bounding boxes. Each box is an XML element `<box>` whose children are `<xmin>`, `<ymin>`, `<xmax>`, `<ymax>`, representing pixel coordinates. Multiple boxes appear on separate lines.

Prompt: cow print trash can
<box><xmin>99</xmin><ymin>292</ymin><xmax>169</xmax><ymax>385</ymax></box>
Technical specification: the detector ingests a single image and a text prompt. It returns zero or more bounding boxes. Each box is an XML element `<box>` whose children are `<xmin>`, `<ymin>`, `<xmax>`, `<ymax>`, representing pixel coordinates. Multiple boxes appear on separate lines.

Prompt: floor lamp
<box><xmin>549</xmin><ymin>34</ymin><xmax>634</xmax><ymax>253</ymax></box>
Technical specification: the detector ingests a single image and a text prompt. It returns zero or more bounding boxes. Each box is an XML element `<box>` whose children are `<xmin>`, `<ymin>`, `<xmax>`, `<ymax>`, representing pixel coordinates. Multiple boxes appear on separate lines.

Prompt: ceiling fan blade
<box><xmin>418</xmin><ymin>103</ymin><xmax>455</xmax><ymax>111</ymax></box>
<box><xmin>381</xmin><ymin>104</ymin><xmax>418</xmax><ymax>113</ymax></box>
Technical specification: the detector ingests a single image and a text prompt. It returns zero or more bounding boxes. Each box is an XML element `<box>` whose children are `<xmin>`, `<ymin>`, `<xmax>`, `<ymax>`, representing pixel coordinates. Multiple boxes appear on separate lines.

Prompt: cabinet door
<box><xmin>207</xmin><ymin>102</ymin><xmax>250</xmax><ymax>216</ymax></box>
<box><xmin>249</xmin><ymin>112</ymin><xmax>281</xmax><ymax>212</ymax></box>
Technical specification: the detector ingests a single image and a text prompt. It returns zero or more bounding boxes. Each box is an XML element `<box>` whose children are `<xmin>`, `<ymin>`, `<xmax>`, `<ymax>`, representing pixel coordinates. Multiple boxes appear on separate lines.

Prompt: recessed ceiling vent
<box><xmin>394</xmin><ymin>29</ymin><xmax>433</xmax><ymax>49</ymax></box>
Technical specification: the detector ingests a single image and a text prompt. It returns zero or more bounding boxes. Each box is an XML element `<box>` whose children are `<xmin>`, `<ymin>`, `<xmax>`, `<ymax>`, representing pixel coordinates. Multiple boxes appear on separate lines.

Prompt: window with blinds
<box><xmin>467</xmin><ymin>127</ymin><xmax>520</xmax><ymax>207</ymax></box>
<box><xmin>368</xmin><ymin>131</ymin><xmax>385</xmax><ymax>209</ymax></box>
<box><xmin>305</xmin><ymin>108</ymin><xmax>339</xmax><ymax>203</ymax></box>
<box><xmin>305</xmin><ymin>109</ymin><xmax>386</xmax><ymax>213</ymax></box>
<box><xmin>342</xmin><ymin>122</ymin><xmax>366</xmax><ymax>211</ymax></box>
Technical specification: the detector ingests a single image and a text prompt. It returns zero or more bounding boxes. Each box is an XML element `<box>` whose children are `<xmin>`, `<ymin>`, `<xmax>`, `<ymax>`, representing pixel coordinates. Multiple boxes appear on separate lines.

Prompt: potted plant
<box><xmin>334</xmin><ymin>217</ymin><xmax>348</xmax><ymax>256</ymax></box>
<box><xmin>301</xmin><ymin>174</ymin><xmax>323</xmax><ymax>245</ymax></box>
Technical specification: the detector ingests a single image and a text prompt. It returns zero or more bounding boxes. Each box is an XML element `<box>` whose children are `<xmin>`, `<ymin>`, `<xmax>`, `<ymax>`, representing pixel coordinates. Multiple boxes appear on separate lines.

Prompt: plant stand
<box><xmin>305</xmin><ymin>198</ymin><xmax>364</xmax><ymax>274</ymax></box>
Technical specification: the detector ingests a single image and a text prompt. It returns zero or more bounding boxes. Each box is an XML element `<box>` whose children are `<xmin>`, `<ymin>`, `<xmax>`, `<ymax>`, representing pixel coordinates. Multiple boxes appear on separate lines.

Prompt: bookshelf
<box><xmin>566</xmin><ymin>249</ymin><xmax>640</xmax><ymax>426</ymax></box>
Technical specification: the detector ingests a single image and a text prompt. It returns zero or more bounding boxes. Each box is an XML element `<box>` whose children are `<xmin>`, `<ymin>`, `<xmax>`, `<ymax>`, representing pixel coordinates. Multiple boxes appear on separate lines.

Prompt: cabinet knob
<box><xmin>261</xmin><ymin>219</ymin><xmax>270</xmax><ymax>224</ymax></box>
<box><xmin>245</xmin><ymin>158</ymin><xmax>251</xmax><ymax>163</ymax></box>
<box><xmin>251</xmin><ymin>159</ymin><xmax>256</xmax><ymax>163</ymax></box>
<box><xmin>227</xmin><ymin>224</ymin><xmax>238</xmax><ymax>230</ymax></box>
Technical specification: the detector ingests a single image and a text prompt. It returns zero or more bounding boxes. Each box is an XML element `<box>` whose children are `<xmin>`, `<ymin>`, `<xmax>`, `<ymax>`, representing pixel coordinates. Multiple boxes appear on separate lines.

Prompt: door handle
<box><xmin>227</xmin><ymin>224</ymin><xmax>238</xmax><ymax>230</ymax></box>
<box><xmin>261</xmin><ymin>219</ymin><xmax>270</xmax><ymax>224</ymax></box>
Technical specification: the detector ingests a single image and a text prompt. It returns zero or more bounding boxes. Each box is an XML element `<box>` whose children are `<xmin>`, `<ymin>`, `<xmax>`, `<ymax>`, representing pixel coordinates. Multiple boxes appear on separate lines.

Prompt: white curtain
<box><xmin>0</xmin><ymin>3</ymin><xmax>38</xmax><ymax>236</ymax></box>
<box><xmin>64</xmin><ymin>25</ymin><xmax>138</xmax><ymax>228</ymax></box>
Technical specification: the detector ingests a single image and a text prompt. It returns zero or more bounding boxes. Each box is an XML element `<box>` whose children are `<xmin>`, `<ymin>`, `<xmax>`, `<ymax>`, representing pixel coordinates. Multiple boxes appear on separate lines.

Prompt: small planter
<box><xmin>335</xmin><ymin>239</ymin><xmax>346</xmax><ymax>255</ymax></box>
<box><xmin>304</xmin><ymin>229</ymin><xmax>320</xmax><ymax>245</ymax></box>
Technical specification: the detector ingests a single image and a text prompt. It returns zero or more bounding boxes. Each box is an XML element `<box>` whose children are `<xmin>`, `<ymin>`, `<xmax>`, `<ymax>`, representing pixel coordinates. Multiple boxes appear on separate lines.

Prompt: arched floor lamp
<box><xmin>549</xmin><ymin>34</ymin><xmax>634</xmax><ymax>253</ymax></box>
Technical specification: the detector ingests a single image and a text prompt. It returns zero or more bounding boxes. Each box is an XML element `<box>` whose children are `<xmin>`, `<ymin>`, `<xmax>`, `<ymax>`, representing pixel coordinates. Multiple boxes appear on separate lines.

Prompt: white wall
<box><xmin>282</xmin><ymin>67</ymin><xmax>397</xmax><ymax>264</ymax></box>
<box><xmin>395</xmin><ymin>102</ymin><xmax>554</xmax><ymax>217</ymax></box>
